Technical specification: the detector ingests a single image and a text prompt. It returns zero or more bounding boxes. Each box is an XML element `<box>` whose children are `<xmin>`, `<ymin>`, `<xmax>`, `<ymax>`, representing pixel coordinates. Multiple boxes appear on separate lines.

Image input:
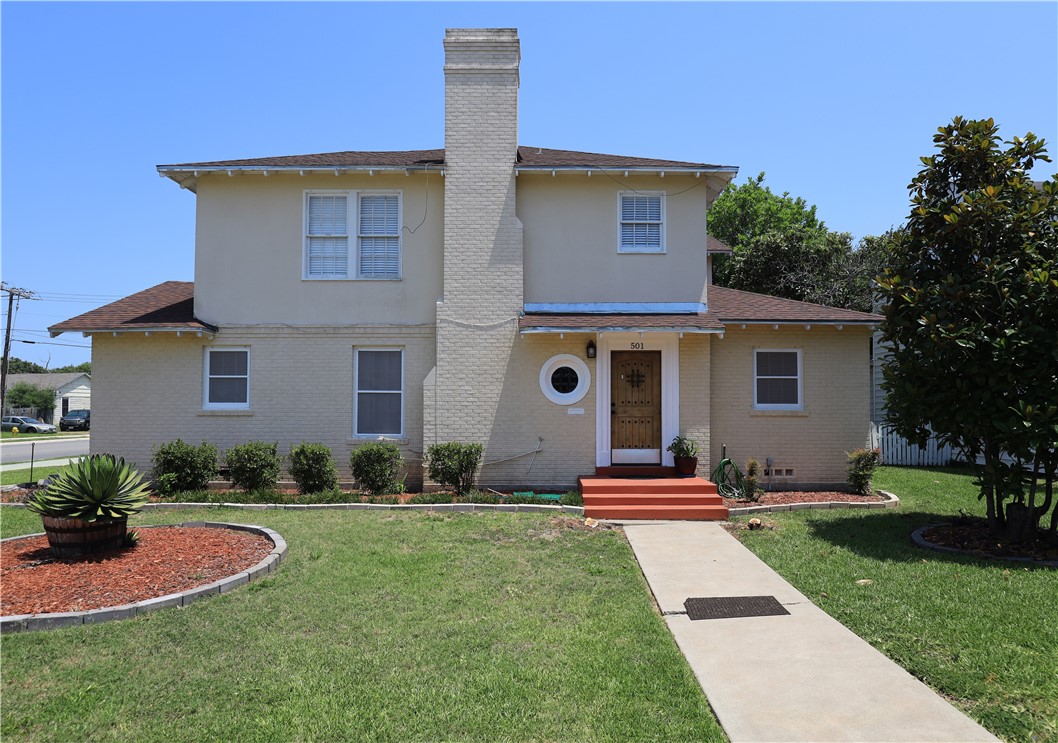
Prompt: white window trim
<box><xmin>539</xmin><ymin>354</ymin><xmax>591</xmax><ymax>405</ymax></box>
<box><xmin>203</xmin><ymin>347</ymin><xmax>251</xmax><ymax>410</ymax></box>
<box><xmin>303</xmin><ymin>190</ymin><xmax>403</xmax><ymax>281</ymax></box>
<box><xmin>617</xmin><ymin>191</ymin><xmax>666</xmax><ymax>254</ymax></box>
<box><xmin>354</xmin><ymin>347</ymin><xmax>405</xmax><ymax>437</ymax></box>
<box><xmin>753</xmin><ymin>348</ymin><xmax>803</xmax><ymax>411</ymax></box>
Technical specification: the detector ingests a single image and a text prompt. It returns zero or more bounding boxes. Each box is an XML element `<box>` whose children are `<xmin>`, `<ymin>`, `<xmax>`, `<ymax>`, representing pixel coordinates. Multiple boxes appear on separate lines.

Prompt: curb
<box><xmin>727</xmin><ymin>490</ymin><xmax>899</xmax><ymax>516</ymax></box>
<box><xmin>1</xmin><ymin>522</ymin><xmax>287</xmax><ymax>634</ymax></box>
<box><xmin>910</xmin><ymin>524</ymin><xmax>1058</xmax><ymax>568</ymax></box>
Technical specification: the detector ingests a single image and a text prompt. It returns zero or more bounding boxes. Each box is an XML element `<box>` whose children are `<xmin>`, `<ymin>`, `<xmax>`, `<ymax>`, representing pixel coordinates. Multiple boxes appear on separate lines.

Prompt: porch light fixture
<box><xmin>586</xmin><ymin>340</ymin><xmax>597</xmax><ymax>359</ymax></box>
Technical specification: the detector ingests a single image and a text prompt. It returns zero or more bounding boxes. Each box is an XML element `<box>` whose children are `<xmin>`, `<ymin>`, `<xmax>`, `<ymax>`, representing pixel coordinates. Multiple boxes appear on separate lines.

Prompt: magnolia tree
<box><xmin>877</xmin><ymin>117</ymin><xmax>1058</xmax><ymax>542</ymax></box>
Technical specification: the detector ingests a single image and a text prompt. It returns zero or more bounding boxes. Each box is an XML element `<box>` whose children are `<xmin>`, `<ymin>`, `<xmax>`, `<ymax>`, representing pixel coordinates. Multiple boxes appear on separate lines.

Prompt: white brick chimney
<box><xmin>427</xmin><ymin>28</ymin><xmax>526</xmax><ymax>464</ymax></box>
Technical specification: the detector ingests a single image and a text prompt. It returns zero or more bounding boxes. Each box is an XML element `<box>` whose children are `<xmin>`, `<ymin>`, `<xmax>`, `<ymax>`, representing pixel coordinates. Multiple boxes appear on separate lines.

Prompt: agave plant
<box><xmin>26</xmin><ymin>454</ymin><xmax>151</xmax><ymax>521</ymax></box>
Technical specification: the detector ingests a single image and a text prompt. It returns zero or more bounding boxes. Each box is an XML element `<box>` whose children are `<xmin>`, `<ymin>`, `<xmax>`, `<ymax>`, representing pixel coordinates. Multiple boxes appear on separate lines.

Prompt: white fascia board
<box><xmin>524</xmin><ymin>302</ymin><xmax>708</xmax><ymax>314</ymax></box>
<box><xmin>520</xmin><ymin>326</ymin><xmax>722</xmax><ymax>334</ymax></box>
<box><xmin>724</xmin><ymin>320</ymin><xmax>879</xmax><ymax>327</ymax></box>
<box><xmin>515</xmin><ymin>166</ymin><xmax>739</xmax><ymax>176</ymax></box>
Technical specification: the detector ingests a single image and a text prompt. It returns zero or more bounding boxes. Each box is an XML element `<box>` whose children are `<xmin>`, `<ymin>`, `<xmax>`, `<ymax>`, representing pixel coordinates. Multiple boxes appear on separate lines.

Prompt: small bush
<box><xmin>289</xmin><ymin>443</ymin><xmax>339</xmax><ymax>494</ymax></box>
<box><xmin>350</xmin><ymin>441</ymin><xmax>404</xmax><ymax>495</ymax></box>
<box><xmin>847</xmin><ymin>447</ymin><xmax>882</xmax><ymax>495</ymax></box>
<box><xmin>743</xmin><ymin>458</ymin><xmax>763</xmax><ymax>501</ymax></box>
<box><xmin>559</xmin><ymin>491</ymin><xmax>583</xmax><ymax>507</ymax></box>
<box><xmin>152</xmin><ymin>439</ymin><xmax>219</xmax><ymax>495</ymax></box>
<box><xmin>226</xmin><ymin>441</ymin><xmax>282</xmax><ymax>491</ymax></box>
<box><xmin>424</xmin><ymin>442</ymin><xmax>483</xmax><ymax>495</ymax></box>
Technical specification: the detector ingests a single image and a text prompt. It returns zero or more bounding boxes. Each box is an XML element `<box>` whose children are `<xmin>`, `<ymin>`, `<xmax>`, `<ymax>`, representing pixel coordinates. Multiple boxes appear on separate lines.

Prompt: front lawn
<box><xmin>1</xmin><ymin>431</ymin><xmax>83</xmax><ymax>439</ymax></box>
<box><xmin>0</xmin><ymin>466</ymin><xmax>67</xmax><ymax>487</ymax></box>
<box><xmin>731</xmin><ymin>465</ymin><xmax>1058</xmax><ymax>743</ymax></box>
<box><xmin>0</xmin><ymin>507</ymin><xmax>725</xmax><ymax>742</ymax></box>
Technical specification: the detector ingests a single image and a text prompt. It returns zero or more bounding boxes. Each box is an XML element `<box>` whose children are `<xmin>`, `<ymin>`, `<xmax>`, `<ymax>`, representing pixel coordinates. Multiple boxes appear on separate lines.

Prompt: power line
<box><xmin>15</xmin><ymin>339</ymin><xmax>92</xmax><ymax>349</ymax></box>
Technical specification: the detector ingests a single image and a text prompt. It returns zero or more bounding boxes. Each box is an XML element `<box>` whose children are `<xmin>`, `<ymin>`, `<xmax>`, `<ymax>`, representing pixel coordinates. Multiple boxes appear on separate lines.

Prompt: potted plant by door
<box><xmin>25</xmin><ymin>454</ymin><xmax>151</xmax><ymax>557</ymax></box>
<box><xmin>667</xmin><ymin>435</ymin><xmax>701</xmax><ymax>477</ymax></box>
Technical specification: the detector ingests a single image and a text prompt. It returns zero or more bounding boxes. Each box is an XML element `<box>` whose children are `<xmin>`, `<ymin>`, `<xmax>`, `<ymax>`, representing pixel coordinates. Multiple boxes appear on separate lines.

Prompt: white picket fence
<box><xmin>869</xmin><ymin>423</ymin><xmax>959</xmax><ymax>467</ymax></box>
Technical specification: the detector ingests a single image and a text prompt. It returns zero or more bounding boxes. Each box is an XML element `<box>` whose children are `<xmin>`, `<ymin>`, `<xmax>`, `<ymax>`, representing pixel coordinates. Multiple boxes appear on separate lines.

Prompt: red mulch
<box><xmin>722</xmin><ymin>491</ymin><xmax>887</xmax><ymax>508</ymax></box>
<box><xmin>921</xmin><ymin>521</ymin><xmax>1058</xmax><ymax>563</ymax></box>
<box><xmin>1</xmin><ymin>527</ymin><xmax>273</xmax><ymax>616</ymax></box>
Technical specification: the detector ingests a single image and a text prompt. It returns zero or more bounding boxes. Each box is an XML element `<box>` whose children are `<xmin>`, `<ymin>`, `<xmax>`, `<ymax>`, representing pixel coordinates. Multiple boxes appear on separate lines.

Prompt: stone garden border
<box><xmin>1</xmin><ymin>522</ymin><xmax>287</xmax><ymax>634</ymax></box>
<box><xmin>727</xmin><ymin>490</ymin><xmax>899</xmax><ymax>515</ymax></box>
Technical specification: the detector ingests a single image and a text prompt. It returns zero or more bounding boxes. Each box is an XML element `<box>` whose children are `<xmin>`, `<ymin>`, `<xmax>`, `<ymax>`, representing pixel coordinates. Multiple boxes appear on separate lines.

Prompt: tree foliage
<box><xmin>877</xmin><ymin>117</ymin><xmax>1058</xmax><ymax>541</ymax></box>
<box><xmin>709</xmin><ymin>172</ymin><xmax>896</xmax><ymax>312</ymax></box>
<box><xmin>6</xmin><ymin>381</ymin><xmax>56</xmax><ymax>415</ymax></box>
<box><xmin>53</xmin><ymin>361</ymin><xmax>91</xmax><ymax>374</ymax></box>
<box><xmin>6</xmin><ymin>358</ymin><xmax>47</xmax><ymax>374</ymax></box>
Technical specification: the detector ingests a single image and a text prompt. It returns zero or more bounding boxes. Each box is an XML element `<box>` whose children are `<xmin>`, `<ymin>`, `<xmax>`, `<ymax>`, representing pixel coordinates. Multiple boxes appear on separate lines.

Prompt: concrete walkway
<box><xmin>622</xmin><ymin>521</ymin><xmax>997</xmax><ymax>743</ymax></box>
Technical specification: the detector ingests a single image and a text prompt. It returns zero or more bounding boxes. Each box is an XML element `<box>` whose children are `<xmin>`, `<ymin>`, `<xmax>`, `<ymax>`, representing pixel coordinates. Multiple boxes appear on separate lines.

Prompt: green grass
<box><xmin>0</xmin><ymin>466</ymin><xmax>67</xmax><ymax>487</ymax></box>
<box><xmin>1</xmin><ymin>431</ymin><xmax>83</xmax><ymax>439</ymax></box>
<box><xmin>731</xmin><ymin>466</ymin><xmax>1058</xmax><ymax>743</ymax></box>
<box><xmin>0</xmin><ymin>507</ymin><xmax>724</xmax><ymax>742</ymax></box>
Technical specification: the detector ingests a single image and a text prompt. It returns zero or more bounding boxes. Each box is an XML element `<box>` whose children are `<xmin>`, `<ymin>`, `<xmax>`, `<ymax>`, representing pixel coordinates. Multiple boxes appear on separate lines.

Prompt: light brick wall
<box><xmin>679</xmin><ymin>334</ymin><xmax>711</xmax><ymax>477</ymax></box>
<box><xmin>709</xmin><ymin>327</ymin><xmax>873</xmax><ymax>488</ymax></box>
<box><xmin>91</xmin><ymin>326</ymin><xmax>435</xmax><ymax>488</ymax></box>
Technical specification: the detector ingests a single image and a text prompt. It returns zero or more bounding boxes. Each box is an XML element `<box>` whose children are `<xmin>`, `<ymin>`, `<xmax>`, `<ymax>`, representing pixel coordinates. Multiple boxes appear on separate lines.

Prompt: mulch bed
<box><xmin>920</xmin><ymin>521</ymin><xmax>1058</xmax><ymax>564</ymax></box>
<box><xmin>721</xmin><ymin>490</ymin><xmax>886</xmax><ymax>508</ymax></box>
<box><xmin>1</xmin><ymin>527</ymin><xmax>273</xmax><ymax>616</ymax></box>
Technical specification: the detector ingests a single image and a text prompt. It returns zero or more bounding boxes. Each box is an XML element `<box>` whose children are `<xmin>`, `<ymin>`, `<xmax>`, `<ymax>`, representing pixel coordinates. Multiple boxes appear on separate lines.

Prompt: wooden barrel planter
<box><xmin>41</xmin><ymin>516</ymin><xmax>128</xmax><ymax>558</ymax></box>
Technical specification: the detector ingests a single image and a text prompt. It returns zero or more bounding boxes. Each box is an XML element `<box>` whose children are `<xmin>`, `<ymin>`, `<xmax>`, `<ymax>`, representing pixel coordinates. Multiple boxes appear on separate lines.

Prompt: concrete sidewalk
<box><xmin>623</xmin><ymin>521</ymin><xmax>997</xmax><ymax>743</ymax></box>
<box><xmin>0</xmin><ymin>457</ymin><xmax>78</xmax><ymax>474</ymax></box>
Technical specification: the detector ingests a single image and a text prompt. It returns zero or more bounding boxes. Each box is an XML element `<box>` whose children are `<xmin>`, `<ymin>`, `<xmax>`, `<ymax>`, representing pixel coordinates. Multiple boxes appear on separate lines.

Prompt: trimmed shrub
<box><xmin>350</xmin><ymin>441</ymin><xmax>404</xmax><ymax>495</ymax></box>
<box><xmin>152</xmin><ymin>439</ymin><xmax>219</xmax><ymax>495</ymax></box>
<box><xmin>226</xmin><ymin>441</ymin><xmax>282</xmax><ymax>492</ymax></box>
<box><xmin>559</xmin><ymin>491</ymin><xmax>583</xmax><ymax>507</ymax></box>
<box><xmin>743</xmin><ymin>458</ymin><xmax>763</xmax><ymax>501</ymax></box>
<box><xmin>847</xmin><ymin>447</ymin><xmax>882</xmax><ymax>495</ymax></box>
<box><xmin>424</xmin><ymin>442</ymin><xmax>483</xmax><ymax>496</ymax></box>
<box><xmin>289</xmin><ymin>443</ymin><xmax>339</xmax><ymax>494</ymax></box>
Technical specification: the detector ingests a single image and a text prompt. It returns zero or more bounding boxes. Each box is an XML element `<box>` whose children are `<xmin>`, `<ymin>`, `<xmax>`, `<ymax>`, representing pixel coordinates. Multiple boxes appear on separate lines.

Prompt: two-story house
<box><xmin>51</xmin><ymin>28</ymin><xmax>880</xmax><ymax>500</ymax></box>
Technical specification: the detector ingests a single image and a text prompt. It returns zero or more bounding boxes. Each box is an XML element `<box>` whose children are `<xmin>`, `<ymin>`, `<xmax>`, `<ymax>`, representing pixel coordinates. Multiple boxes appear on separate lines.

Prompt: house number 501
<box><xmin>630</xmin><ymin>342</ymin><xmax>645</xmax><ymax>350</ymax></box>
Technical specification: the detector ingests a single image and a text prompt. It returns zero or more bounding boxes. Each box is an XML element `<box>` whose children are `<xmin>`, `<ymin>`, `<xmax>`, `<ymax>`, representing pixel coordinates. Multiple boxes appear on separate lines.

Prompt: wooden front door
<box><xmin>611</xmin><ymin>351</ymin><xmax>662</xmax><ymax>464</ymax></box>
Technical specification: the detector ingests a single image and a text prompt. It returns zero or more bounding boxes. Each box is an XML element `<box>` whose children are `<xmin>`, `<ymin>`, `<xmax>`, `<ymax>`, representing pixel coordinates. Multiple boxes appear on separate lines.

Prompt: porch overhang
<box><xmin>518</xmin><ymin>313</ymin><xmax>724</xmax><ymax>334</ymax></box>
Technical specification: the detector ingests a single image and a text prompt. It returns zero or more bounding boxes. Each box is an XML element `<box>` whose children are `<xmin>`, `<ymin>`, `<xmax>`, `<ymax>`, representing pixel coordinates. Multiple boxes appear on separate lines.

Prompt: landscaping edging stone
<box><xmin>727</xmin><ymin>490</ymin><xmax>899</xmax><ymax>515</ymax></box>
<box><xmin>2</xmin><ymin>501</ymin><xmax>586</xmax><ymax>514</ymax></box>
<box><xmin>0</xmin><ymin>522</ymin><xmax>287</xmax><ymax>634</ymax></box>
<box><xmin>910</xmin><ymin>524</ymin><xmax>1058</xmax><ymax>568</ymax></box>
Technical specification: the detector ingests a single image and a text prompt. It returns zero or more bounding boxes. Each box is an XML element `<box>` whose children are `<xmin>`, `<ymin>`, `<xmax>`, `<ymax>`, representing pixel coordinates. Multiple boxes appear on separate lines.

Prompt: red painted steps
<box><xmin>579</xmin><ymin>473</ymin><xmax>729</xmax><ymax>521</ymax></box>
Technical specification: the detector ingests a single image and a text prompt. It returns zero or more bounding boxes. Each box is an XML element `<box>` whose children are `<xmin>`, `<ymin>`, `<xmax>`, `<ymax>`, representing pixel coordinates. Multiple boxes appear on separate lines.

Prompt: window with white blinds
<box><xmin>618</xmin><ymin>193</ymin><xmax>665</xmax><ymax>252</ymax></box>
<box><xmin>754</xmin><ymin>349</ymin><xmax>803</xmax><ymax>410</ymax></box>
<box><xmin>204</xmin><ymin>348</ymin><xmax>250</xmax><ymax>409</ymax></box>
<box><xmin>304</xmin><ymin>192</ymin><xmax>401</xmax><ymax>279</ymax></box>
<box><xmin>358</xmin><ymin>194</ymin><xmax>400</xmax><ymax>278</ymax></box>
<box><xmin>355</xmin><ymin>349</ymin><xmax>403</xmax><ymax>436</ymax></box>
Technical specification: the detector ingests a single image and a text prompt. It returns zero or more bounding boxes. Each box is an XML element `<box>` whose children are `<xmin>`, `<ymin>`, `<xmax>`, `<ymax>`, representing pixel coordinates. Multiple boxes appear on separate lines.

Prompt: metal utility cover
<box><xmin>684</xmin><ymin>595</ymin><xmax>790</xmax><ymax>620</ymax></box>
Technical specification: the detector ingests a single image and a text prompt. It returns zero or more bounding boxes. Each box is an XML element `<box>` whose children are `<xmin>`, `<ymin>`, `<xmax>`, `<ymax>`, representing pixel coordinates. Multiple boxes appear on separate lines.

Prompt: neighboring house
<box><xmin>4</xmin><ymin>373</ymin><xmax>91</xmax><ymax>425</ymax></box>
<box><xmin>50</xmin><ymin>28</ymin><xmax>880</xmax><ymax>491</ymax></box>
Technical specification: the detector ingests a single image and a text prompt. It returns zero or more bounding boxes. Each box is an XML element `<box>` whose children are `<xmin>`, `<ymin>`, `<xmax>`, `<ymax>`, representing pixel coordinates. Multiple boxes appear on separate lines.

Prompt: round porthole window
<box><xmin>540</xmin><ymin>354</ymin><xmax>591</xmax><ymax>405</ymax></box>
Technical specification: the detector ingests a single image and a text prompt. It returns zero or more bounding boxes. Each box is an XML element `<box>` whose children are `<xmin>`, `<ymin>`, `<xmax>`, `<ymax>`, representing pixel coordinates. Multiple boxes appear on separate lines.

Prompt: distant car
<box><xmin>1</xmin><ymin>416</ymin><xmax>57</xmax><ymax>434</ymax></box>
<box><xmin>59</xmin><ymin>409</ymin><xmax>91</xmax><ymax>431</ymax></box>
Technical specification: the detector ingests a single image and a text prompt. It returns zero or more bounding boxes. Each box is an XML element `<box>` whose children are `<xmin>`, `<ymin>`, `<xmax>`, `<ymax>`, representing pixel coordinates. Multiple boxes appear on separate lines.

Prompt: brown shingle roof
<box><xmin>159</xmin><ymin>146</ymin><xmax>731</xmax><ymax>171</ymax></box>
<box><xmin>707</xmin><ymin>286</ymin><xmax>882</xmax><ymax>324</ymax></box>
<box><xmin>49</xmin><ymin>282</ymin><xmax>216</xmax><ymax>335</ymax></box>
<box><xmin>519</xmin><ymin>287</ymin><xmax>882</xmax><ymax>331</ymax></box>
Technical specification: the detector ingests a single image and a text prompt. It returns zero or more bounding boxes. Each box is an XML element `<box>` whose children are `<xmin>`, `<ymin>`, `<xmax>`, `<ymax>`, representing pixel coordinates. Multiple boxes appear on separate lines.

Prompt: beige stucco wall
<box><xmin>519</xmin><ymin>174</ymin><xmax>726</xmax><ymax>306</ymax></box>
<box><xmin>90</xmin><ymin>327</ymin><xmax>435</xmax><ymax>488</ymax></box>
<box><xmin>192</xmin><ymin>172</ymin><xmax>444</xmax><ymax>326</ymax></box>
<box><xmin>710</xmin><ymin>327</ymin><xmax>873</xmax><ymax>488</ymax></box>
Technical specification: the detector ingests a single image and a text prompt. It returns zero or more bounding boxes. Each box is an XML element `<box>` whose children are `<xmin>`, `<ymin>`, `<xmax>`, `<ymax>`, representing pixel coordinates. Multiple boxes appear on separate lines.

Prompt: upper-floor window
<box><xmin>753</xmin><ymin>349</ymin><xmax>802</xmax><ymax>410</ymax></box>
<box><xmin>305</xmin><ymin>191</ymin><xmax>401</xmax><ymax>280</ymax></box>
<box><xmin>618</xmin><ymin>192</ymin><xmax>665</xmax><ymax>253</ymax></box>
<box><xmin>204</xmin><ymin>347</ymin><xmax>250</xmax><ymax>409</ymax></box>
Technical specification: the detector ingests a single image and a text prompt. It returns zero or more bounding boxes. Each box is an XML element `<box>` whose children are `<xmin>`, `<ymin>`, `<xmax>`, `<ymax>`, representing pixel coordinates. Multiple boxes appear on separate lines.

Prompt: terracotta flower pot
<box><xmin>41</xmin><ymin>515</ymin><xmax>128</xmax><ymax>558</ymax></box>
<box><xmin>673</xmin><ymin>456</ymin><xmax>698</xmax><ymax>477</ymax></box>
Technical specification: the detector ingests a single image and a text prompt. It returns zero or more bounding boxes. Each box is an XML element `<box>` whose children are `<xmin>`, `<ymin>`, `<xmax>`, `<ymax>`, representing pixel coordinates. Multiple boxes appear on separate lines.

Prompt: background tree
<box><xmin>709</xmin><ymin>172</ymin><xmax>895</xmax><ymax>312</ymax></box>
<box><xmin>6</xmin><ymin>357</ymin><xmax>48</xmax><ymax>374</ymax></box>
<box><xmin>6</xmin><ymin>381</ymin><xmax>56</xmax><ymax>417</ymax></box>
<box><xmin>877</xmin><ymin>117</ymin><xmax>1058</xmax><ymax>541</ymax></box>
<box><xmin>52</xmin><ymin>361</ymin><xmax>91</xmax><ymax>374</ymax></box>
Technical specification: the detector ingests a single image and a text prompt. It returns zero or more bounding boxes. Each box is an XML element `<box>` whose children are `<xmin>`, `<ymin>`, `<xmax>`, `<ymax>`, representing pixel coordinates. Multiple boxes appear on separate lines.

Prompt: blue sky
<box><xmin>3</xmin><ymin>1</ymin><xmax>1056</xmax><ymax>368</ymax></box>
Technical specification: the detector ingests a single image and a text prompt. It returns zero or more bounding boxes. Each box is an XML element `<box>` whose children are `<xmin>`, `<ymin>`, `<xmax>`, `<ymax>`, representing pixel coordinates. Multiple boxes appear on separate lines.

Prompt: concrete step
<box><xmin>584</xmin><ymin>504</ymin><xmax>729</xmax><ymax>521</ymax></box>
<box><xmin>579</xmin><ymin>476</ymin><xmax>719</xmax><ymax>496</ymax></box>
<box><xmin>583</xmin><ymin>492</ymin><xmax>725</xmax><ymax>506</ymax></box>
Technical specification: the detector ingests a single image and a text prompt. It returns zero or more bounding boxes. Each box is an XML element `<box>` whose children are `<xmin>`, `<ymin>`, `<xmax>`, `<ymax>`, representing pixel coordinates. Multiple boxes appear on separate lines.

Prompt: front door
<box><xmin>611</xmin><ymin>351</ymin><xmax>662</xmax><ymax>464</ymax></box>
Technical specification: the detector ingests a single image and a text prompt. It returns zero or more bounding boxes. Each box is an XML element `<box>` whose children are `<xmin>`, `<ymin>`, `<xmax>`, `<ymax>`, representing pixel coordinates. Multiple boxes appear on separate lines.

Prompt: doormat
<box><xmin>683</xmin><ymin>595</ymin><xmax>790</xmax><ymax>620</ymax></box>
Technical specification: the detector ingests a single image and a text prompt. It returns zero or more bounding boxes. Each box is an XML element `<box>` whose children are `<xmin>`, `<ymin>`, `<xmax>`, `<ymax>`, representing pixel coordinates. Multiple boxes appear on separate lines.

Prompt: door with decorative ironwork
<box><xmin>610</xmin><ymin>351</ymin><xmax>662</xmax><ymax>464</ymax></box>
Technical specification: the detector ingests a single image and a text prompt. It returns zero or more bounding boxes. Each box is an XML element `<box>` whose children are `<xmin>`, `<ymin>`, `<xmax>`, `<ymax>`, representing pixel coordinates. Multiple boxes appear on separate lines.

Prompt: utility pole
<box><xmin>1</xmin><ymin>283</ymin><xmax>38</xmax><ymax>415</ymax></box>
